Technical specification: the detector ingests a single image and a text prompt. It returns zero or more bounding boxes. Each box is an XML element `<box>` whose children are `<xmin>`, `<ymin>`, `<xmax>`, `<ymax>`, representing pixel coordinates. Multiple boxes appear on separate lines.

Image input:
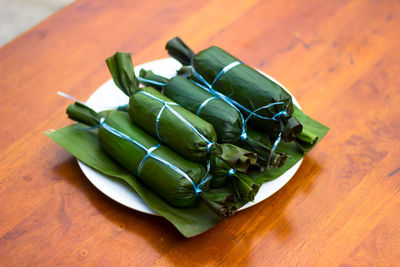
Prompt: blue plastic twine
<box><xmin>194</xmin><ymin>160</ymin><xmax>212</xmax><ymax>195</ymax></box>
<box><xmin>137</xmin><ymin>76</ymin><xmax>167</xmax><ymax>87</ymax></box>
<box><xmin>138</xmin><ymin>90</ymin><xmax>215</xmax><ymax>153</ymax></box>
<box><xmin>137</xmin><ymin>143</ymin><xmax>161</xmax><ymax>176</ymax></box>
<box><xmin>76</xmin><ymin>117</ymin><xmax>105</xmax><ymax>131</ymax></box>
<box><xmin>190</xmin><ymin>61</ymin><xmax>287</xmax><ymax>151</ymax></box>
<box><xmin>196</xmin><ymin>96</ymin><xmax>219</xmax><ymax>116</ymax></box>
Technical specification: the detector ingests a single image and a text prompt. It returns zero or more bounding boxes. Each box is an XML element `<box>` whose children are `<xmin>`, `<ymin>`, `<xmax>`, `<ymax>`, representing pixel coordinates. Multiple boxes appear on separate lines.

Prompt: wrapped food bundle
<box><xmin>131</xmin><ymin>86</ymin><xmax>219</xmax><ymax>161</ymax></box>
<box><xmin>106</xmin><ymin>52</ymin><xmax>257</xmax><ymax>172</ymax></box>
<box><xmin>138</xmin><ymin>70</ymin><xmax>287</xmax><ymax>168</ymax></box>
<box><xmin>66</xmin><ymin>102</ymin><xmax>236</xmax><ymax>217</ymax></box>
<box><xmin>166</xmin><ymin>37</ymin><xmax>303</xmax><ymax>143</ymax></box>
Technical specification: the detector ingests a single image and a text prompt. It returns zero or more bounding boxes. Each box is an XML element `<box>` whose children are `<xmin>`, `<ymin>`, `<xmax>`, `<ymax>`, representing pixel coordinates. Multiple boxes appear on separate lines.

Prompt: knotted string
<box><xmin>137</xmin><ymin>143</ymin><xmax>161</xmax><ymax>176</ymax></box>
<box><xmin>138</xmin><ymin>90</ymin><xmax>215</xmax><ymax>153</ymax></box>
<box><xmin>79</xmin><ymin>117</ymin><xmax>210</xmax><ymax>196</ymax></box>
<box><xmin>228</xmin><ymin>168</ymin><xmax>236</xmax><ymax>176</ymax></box>
<box><xmin>194</xmin><ymin>160</ymin><xmax>212</xmax><ymax>195</ymax></box>
<box><xmin>190</xmin><ymin>61</ymin><xmax>288</xmax><ymax>151</ymax></box>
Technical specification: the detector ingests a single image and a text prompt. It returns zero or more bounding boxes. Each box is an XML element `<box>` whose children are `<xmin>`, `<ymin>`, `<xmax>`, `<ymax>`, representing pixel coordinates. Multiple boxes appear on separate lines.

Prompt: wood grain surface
<box><xmin>1</xmin><ymin>0</ymin><xmax>400</xmax><ymax>266</ymax></box>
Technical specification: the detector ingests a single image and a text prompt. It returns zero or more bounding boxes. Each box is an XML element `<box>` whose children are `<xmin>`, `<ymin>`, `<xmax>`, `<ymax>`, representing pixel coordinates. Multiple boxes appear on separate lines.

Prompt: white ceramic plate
<box><xmin>78</xmin><ymin>58</ymin><xmax>302</xmax><ymax>215</ymax></box>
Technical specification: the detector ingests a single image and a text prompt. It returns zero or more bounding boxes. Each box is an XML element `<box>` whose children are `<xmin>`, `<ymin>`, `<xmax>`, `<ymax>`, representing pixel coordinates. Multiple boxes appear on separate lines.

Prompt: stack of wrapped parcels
<box><xmin>47</xmin><ymin>37</ymin><xmax>329</xmax><ymax>237</ymax></box>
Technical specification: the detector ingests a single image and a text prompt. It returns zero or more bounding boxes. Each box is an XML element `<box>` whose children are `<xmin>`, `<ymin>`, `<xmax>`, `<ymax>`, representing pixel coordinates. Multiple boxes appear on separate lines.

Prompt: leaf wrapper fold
<box><xmin>106</xmin><ymin>52</ymin><xmax>139</xmax><ymax>96</ymax></box>
<box><xmin>210</xmin><ymin>154</ymin><xmax>259</xmax><ymax>202</ymax></box>
<box><xmin>165</xmin><ymin>36</ymin><xmax>195</xmax><ymax>66</ymax></box>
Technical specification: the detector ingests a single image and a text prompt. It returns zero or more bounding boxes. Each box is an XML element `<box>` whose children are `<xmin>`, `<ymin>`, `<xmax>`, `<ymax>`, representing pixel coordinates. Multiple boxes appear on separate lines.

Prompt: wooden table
<box><xmin>1</xmin><ymin>0</ymin><xmax>399</xmax><ymax>266</ymax></box>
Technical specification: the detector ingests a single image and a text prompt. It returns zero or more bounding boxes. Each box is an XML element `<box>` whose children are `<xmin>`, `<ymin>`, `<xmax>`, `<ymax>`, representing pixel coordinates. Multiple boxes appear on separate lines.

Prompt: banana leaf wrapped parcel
<box><xmin>66</xmin><ymin>102</ymin><xmax>236</xmax><ymax>217</ymax></box>
<box><xmin>138</xmin><ymin>70</ymin><xmax>288</xmax><ymax>168</ymax></box>
<box><xmin>166</xmin><ymin>36</ymin><xmax>303</xmax><ymax>143</ymax></box>
<box><xmin>106</xmin><ymin>52</ymin><xmax>257</xmax><ymax>172</ymax></box>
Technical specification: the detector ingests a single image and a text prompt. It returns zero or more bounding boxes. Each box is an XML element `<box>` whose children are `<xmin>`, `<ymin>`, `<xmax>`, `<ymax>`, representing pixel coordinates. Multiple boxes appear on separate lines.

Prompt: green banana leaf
<box><xmin>46</xmin><ymin>103</ymin><xmax>328</xmax><ymax>237</ymax></box>
<box><xmin>166</xmin><ymin>37</ymin><xmax>303</xmax><ymax>142</ymax></box>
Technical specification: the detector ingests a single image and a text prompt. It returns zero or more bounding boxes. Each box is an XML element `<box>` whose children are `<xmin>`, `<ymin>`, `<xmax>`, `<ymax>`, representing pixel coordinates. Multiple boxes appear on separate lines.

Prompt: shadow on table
<box><xmin>54</xmin><ymin>155</ymin><xmax>321</xmax><ymax>266</ymax></box>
